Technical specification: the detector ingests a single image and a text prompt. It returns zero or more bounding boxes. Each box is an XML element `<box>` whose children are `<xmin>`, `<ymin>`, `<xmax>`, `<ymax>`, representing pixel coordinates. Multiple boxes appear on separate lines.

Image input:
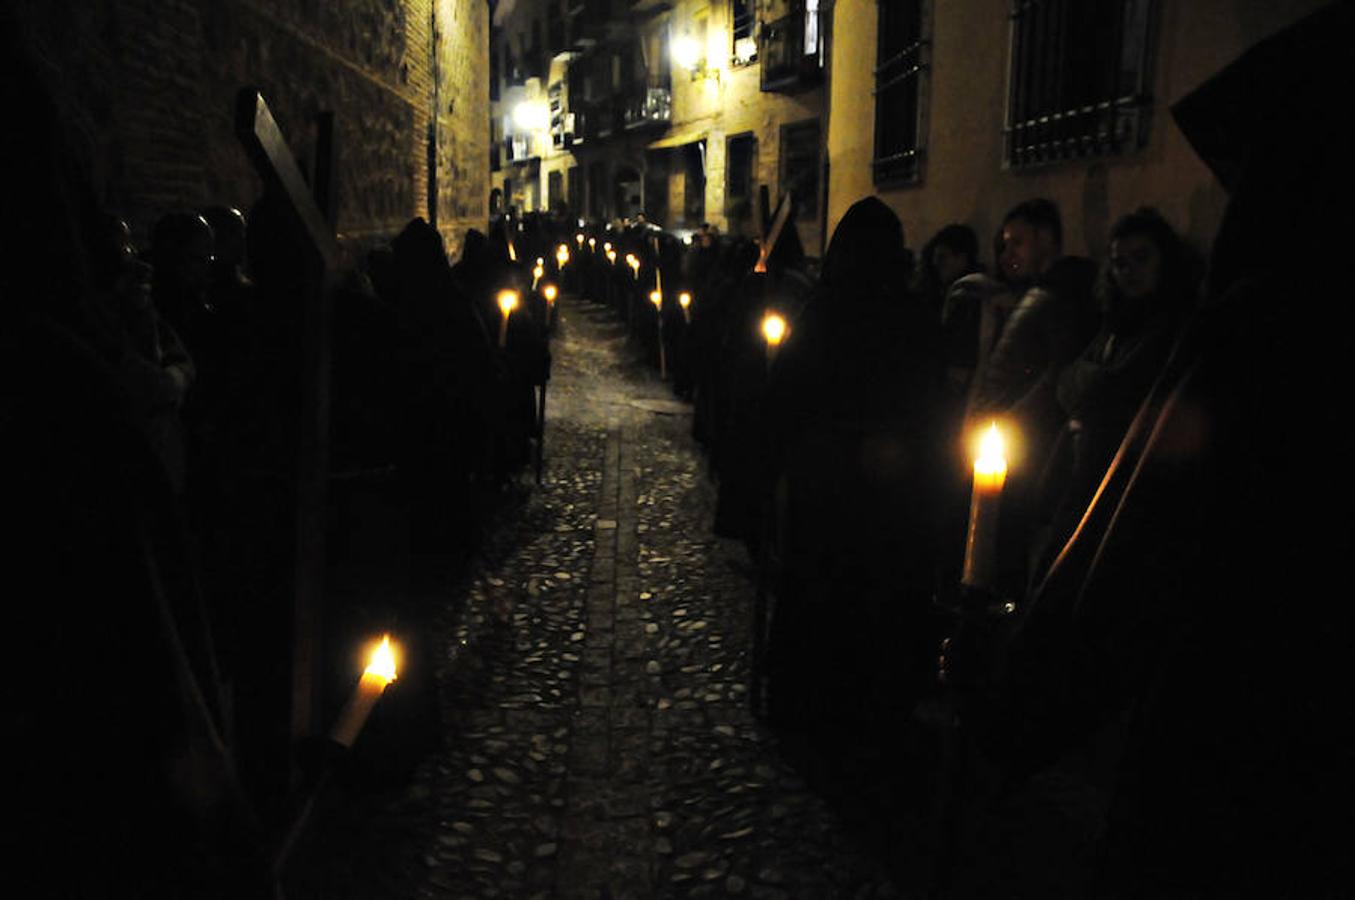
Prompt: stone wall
<box><xmin>14</xmin><ymin>0</ymin><xmax>488</xmax><ymax>263</ymax></box>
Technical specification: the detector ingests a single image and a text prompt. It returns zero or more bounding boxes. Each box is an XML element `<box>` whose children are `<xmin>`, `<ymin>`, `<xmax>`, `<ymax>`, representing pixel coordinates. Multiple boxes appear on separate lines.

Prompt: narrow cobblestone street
<box><xmin>398</xmin><ymin>292</ymin><xmax>903</xmax><ymax>899</ymax></box>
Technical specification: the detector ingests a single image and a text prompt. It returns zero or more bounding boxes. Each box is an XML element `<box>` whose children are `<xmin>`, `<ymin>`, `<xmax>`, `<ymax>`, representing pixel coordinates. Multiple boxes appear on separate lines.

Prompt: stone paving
<box><xmin>412</xmin><ymin>293</ymin><xmax>904</xmax><ymax>899</ymax></box>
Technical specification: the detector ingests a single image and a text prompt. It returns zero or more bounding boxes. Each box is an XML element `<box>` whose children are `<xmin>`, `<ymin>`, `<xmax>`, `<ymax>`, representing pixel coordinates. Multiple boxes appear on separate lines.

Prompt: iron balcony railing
<box><xmin>760</xmin><ymin>7</ymin><xmax>823</xmax><ymax>93</ymax></box>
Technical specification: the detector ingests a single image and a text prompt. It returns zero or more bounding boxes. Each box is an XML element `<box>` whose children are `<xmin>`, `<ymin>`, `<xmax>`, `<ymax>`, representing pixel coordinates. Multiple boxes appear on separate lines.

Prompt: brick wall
<box><xmin>15</xmin><ymin>0</ymin><xmax>489</xmax><ymax>264</ymax></box>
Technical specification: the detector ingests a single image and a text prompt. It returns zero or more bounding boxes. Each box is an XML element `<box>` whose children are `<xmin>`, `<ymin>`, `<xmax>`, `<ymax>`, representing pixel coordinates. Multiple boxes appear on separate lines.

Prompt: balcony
<box><xmin>760</xmin><ymin>6</ymin><xmax>824</xmax><ymax>93</ymax></box>
<box><xmin>623</xmin><ymin>86</ymin><xmax>672</xmax><ymax>131</ymax></box>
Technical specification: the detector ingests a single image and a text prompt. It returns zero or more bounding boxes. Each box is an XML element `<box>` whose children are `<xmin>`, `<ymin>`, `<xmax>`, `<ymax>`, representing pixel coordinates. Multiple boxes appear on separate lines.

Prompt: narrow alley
<box><xmin>290</xmin><ymin>291</ymin><xmax>906</xmax><ymax>899</ymax></box>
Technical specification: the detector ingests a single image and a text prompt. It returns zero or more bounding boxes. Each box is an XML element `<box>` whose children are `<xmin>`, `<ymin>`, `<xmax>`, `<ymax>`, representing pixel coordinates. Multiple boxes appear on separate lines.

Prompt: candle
<box><xmin>606</xmin><ymin>249</ymin><xmax>617</xmax><ymax>265</ymax></box>
<box><xmin>678</xmin><ymin>291</ymin><xmax>692</xmax><ymax>323</ymax></box>
<box><xmin>626</xmin><ymin>253</ymin><xmax>640</xmax><ymax>280</ymax></box>
<box><xmin>532</xmin><ymin>263</ymin><xmax>543</xmax><ymax>290</ymax></box>
<box><xmin>589</xmin><ymin>237</ymin><xmax>597</xmax><ymax>252</ymax></box>
<box><xmin>556</xmin><ymin>244</ymin><xmax>570</xmax><ymax>267</ymax></box>
<box><xmin>650</xmin><ymin>290</ymin><xmax>667</xmax><ymax>380</ymax></box>
<box><xmin>761</xmin><ymin>311</ymin><xmax>787</xmax><ymax>370</ymax></box>
<box><xmin>961</xmin><ymin>421</ymin><xmax>1008</xmax><ymax>590</ymax></box>
<box><xmin>507</xmin><ymin>241</ymin><xmax>517</xmax><ymax>262</ymax></box>
<box><xmin>497</xmin><ymin>289</ymin><xmax>519</xmax><ymax>347</ymax></box>
<box><xmin>655</xmin><ymin>266</ymin><xmax>663</xmax><ymax>294</ymax></box>
<box><xmin>330</xmin><ymin>635</ymin><xmax>399</xmax><ymax>747</ymax></box>
<box><xmin>543</xmin><ymin>283</ymin><xmax>558</xmax><ymax>305</ymax></box>
<box><xmin>576</xmin><ymin>233</ymin><xmax>585</xmax><ymax>247</ymax></box>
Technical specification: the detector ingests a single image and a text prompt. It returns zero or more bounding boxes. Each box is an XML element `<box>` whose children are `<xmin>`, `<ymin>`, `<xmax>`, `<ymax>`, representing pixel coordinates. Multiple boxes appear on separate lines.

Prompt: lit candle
<box><xmin>961</xmin><ymin>421</ymin><xmax>1008</xmax><ymax>590</ymax></box>
<box><xmin>606</xmin><ymin>249</ymin><xmax>617</xmax><ymax>265</ymax></box>
<box><xmin>576</xmin><ymin>232</ymin><xmax>585</xmax><ymax>248</ymax></box>
<box><xmin>654</xmin><ymin>266</ymin><xmax>663</xmax><ymax>295</ymax></box>
<box><xmin>497</xmin><ymin>289</ymin><xmax>519</xmax><ymax>348</ymax></box>
<box><xmin>761</xmin><ymin>311</ymin><xmax>787</xmax><ymax>370</ymax></box>
<box><xmin>532</xmin><ymin>259</ymin><xmax>544</xmax><ymax>290</ymax></box>
<box><xmin>650</xmin><ymin>290</ymin><xmax>667</xmax><ymax>380</ymax></box>
<box><xmin>678</xmin><ymin>291</ymin><xmax>692</xmax><ymax>323</ymax></box>
<box><xmin>626</xmin><ymin>253</ymin><xmax>640</xmax><ymax>280</ymax></box>
<box><xmin>330</xmin><ymin>635</ymin><xmax>399</xmax><ymax>748</ymax></box>
<box><xmin>507</xmin><ymin>241</ymin><xmax>517</xmax><ymax>262</ymax></box>
<box><xmin>589</xmin><ymin>237</ymin><xmax>597</xmax><ymax>252</ymax></box>
<box><xmin>543</xmin><ymin>283</ymin><xmax>558</xmax><ymax>305</ymax></box>
<box><xmin>556</xmin><ymin>244</ymin><xmax>570</xmax><ymax>267</ymax></box>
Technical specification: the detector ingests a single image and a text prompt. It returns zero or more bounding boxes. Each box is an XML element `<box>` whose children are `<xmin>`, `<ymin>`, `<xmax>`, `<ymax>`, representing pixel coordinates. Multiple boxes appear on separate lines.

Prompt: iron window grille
<box><xmin>779</xmin><ymin>118</ymin><xmax>821</xmax><ymax>220</ymax></box>
<box><xmin>1005</xmin><ymin>0</ymin><xmax>1155</xmax><ymax>168</ymax></box>
<box><xmin>872</xmin><ymin>0</ymin><xmax>929</xmax><ymax>185</ymax></box>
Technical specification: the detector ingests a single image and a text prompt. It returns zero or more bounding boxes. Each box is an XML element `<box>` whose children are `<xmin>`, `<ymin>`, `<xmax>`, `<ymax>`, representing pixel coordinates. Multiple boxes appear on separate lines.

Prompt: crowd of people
<box><xmin>7</xmin><ymin>1</ymin><xmax>1349</xmax><ymax>894</ymax></box>
<box><xmin>547</xmin><ymin>5</ymin><xmax>1351</xmax><ymax>889</ymax></box>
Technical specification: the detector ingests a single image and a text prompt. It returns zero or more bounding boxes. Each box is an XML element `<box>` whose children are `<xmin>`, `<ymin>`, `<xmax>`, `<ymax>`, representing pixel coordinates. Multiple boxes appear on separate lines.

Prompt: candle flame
<box><xmin>626</xmin><ymin>253</ymin><xmax>639</xmax><ymax>269</ymax></box>
<box><xmin>533</xmin><ymin>264</ymin><xmax>544</xmax><ymax>279</ymax></box>
<box><xmin>603</xmin><ymin>242</ymin><xmax>612</xmax><ymax>253</ymax></box>
<box><xmin>365</xmin><ymin>635</ymin><xmax>398</xmax><ymax>683</ymax></box>
<box><xmin>975</xmin><ymin>421</ymin><xmax>1007</xmax><ymax>476</ymax></box>
<box><xmin>497</xmin><ymin>289</ymin><xmax>519</xmax><ymax>315</ymax></box>
<box><xmin>535</xmin><ymin>257</ymin><xmax>544</xmax><ymax>266</ymax></box>
<box><xmin>543</xmin><ymin>283</ymin><xmax>558</xmax><ymax>302</ymax></box>
<box><xmin>678</xmin><ymin>292</ymin><xmax>692</xmax><ymax>309</ymax></box>
<box><xmin>507</xmin><ymin>242</ymin><xmax>517</xmax><ymax>262</ymax></box>
<box><xmin>649</xmin><ymin>290</ymin><xmax>662</xmax><ymax>308</ymax></box>
<box><xmin>589</xmin><ymin>237</ymin><xmax>597</xmax><ymax>249</ymax></box>
<box><xmin>576</xmin><ymin>233</ymin><xmax>585</xmax><ymax>246</ymax></box>
<box><xmin>606</xmin><ymin>249</ymin><xmax>617</xmax><ymax>264</ymax></box>
<box><xmin>761</xmin><ymin>312</ymin><xmax>787</xmax><ymax>346</ymax></box>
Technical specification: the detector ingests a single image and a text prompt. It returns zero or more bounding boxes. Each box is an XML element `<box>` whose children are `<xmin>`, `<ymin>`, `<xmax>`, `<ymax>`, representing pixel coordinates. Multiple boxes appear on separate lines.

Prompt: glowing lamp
<box><xmin>961</xmin><ymin>421</ymin><xmax>1008</xmax><ymax>589</ymax></box>
<box><xmin>672</xmin><ymin>34</ymin><xmax>701</xmax><ymax>71</ymax></box>
<box><xmin>330</xmin><ymin>635</ymin><xmax>399</xmax><ymax>747</ymax></box>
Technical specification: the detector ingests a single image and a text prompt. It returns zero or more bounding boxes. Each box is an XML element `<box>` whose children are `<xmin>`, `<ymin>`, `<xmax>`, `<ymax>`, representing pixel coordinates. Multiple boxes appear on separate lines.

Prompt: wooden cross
<box><xmin>235</xmin><ymin>87</ymin><xmax>340</xmax><ymax>750</ymax></box>
<box><xmin>753</xmin><ymin>190</ymin><xmax>793</xmax><ymax>274</ymax></box>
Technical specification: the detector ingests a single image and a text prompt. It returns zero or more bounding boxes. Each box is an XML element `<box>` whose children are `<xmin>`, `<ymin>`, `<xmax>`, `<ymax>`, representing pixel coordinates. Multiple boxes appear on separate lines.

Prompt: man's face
<box><xmin>1000</xmin><ymin>219</ymin><xmax>1056</xmax><ymax>283</ymax></box>
<box><xmin>1109</xmin><ymin>234</ymin><xmax>1163</xmax><ymax>302</ymax></box>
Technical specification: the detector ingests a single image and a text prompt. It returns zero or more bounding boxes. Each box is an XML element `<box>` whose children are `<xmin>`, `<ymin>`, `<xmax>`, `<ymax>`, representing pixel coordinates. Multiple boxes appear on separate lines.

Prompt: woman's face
<box><xmin>1110</xmin><ymin>233</ymin><xmax>1163</xmax><ymax>301</ymax></box>
<box><xmin>932</xmin><ymin>245</ymin><xmax>970</xmax><ymax>289</ymax></box>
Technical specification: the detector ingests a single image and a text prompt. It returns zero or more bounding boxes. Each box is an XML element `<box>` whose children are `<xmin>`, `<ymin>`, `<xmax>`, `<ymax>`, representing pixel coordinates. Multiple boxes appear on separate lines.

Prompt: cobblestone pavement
<box><xmin>412</xmin><ymin>293</ymin><xmax>904</xmax><ymax>899</ymax></box>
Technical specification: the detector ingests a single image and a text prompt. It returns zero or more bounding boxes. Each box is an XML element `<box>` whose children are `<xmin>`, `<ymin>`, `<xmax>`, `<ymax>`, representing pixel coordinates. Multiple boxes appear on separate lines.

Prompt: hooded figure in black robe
<box><xmin>761</xmin><ymin>197</ymin><xmax>943</xmax><ymax>750</ymax></box>
<box><xmin>962</xmin><ymin>5</ymin><xmax>1354</xmax><ymax>895</ymax></box>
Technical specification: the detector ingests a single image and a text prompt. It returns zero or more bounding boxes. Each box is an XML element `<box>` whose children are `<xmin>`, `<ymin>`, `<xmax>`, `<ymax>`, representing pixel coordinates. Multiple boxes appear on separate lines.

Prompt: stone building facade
<box><xmin>13</xmin><ymin>0</ymin><xmax>489</xmax><ymax>261</ymax></box>
<box><xmin>493</xmin><ymin>0</ymin><xmax>828</xmax><ymax>253</ymax></box>
<box><xmin>824</xmin><ymin>0</ymin><xmax>1330</xmax><ymax>263</ymax></box>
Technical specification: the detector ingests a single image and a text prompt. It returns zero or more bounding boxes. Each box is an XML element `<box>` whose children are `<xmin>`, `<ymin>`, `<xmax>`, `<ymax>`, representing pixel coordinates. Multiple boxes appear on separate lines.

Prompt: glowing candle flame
<box><xmin>556</xmin><ymin>244</ymin><xmax>569</xmax><ymax>263</ymax></box>
<box><xmin>365</xmin><ymin>634</ymin><xmax>398</xmax><ymax>684</ymax></box>
<box><xmin>761</xmin><ymin>312</ymin><xmax>787</xmax><ymax>346</ymax></box>
<box><xmin>606</xmin><ymin>249</ymin><xmax>617</xmax><ymax>264</ymax></box>
<box><xmin>649</xmin><ymin>290</ymin><xmax>662</xmax><ymax>309</ymax></box>
<box><xmin>497</xmin><ymin>289</ymin><xmax>520</xmax><ymax>316</ymax></box>
<box><xmin>576</xmin><ymin>233</ymin><xmax>585</xmax><ymax>246</ymax></box>
<box><xmin>533</xmin><ymin>264</ymin><xmax>544</xmax><ymax>279</ymax></box>
<box><xmin>678</xmin><ymin>292</ymin><xmax>692</xmax><ymax>309</ymax></box>
<box><xmin>535</xmin><ymin>257</ymin><xmax>544</xmax><ymax>267</ymax></box>
<box><xmin>543</xmin><ymin>283</ymin><xmax>558</xmax><ymax>303</ymax></box>
<box><xmin>603</xmin><ymin>242</ymin><xmax>613</xmax><ymax>253</ymax></box>
<box><xmin>507</xmin><ymin>242</ymin><xmax>517</xmax><ymax>261</ymax></box>
<box><xmin>589</xmin><ymin>237</ymin><xmax>597</xmax><ymax>250</ymax></box>
<box><xmin>973</xmin><ymin>421</ymin><xmax>1008</xmax><ymax>488</ymax></box>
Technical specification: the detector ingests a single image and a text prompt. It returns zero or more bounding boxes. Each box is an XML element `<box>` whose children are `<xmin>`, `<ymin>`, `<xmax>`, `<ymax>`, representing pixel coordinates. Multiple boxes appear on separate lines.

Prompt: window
<box><xmin>725</xmin><ymin>132</ymin><xmax>757</xmax><ymax>222</ymax></box>
<box><xmin>683</xmin><ymin>142</ymin><xmax>706</xmax><ymax>224</ymax></box>
<box><xmin>873</xmin><ymin>0</ymin><xmax>929</xmax><ymax>184</ymax></box>
<box><xmin>548</xmin><ymin>170</ymin><xmax>564</xmax><ymax>211</ymax></box>
<box><xmin>731</xmin><ymin>0</ymin><xmax>757</xmax><ymax>64</ymax></box>
<box><xmin>779</xmin><ymin>119</ymin><xmax>820</xmax><ymax>221</ymax></box>
<box><xmin>490</xmin><ymin>30</ymin><xmax>501</xmax><ymax>101</ymax></box>
<box><xmin>567</xmin><ymin>165</ymin><xmax>581</xmax><ymax>214</ymax></box>
<box><xmin>1006</xmin><ymin>0</ymin><xmax>1155</xmax><ymax>168</ymax></box>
